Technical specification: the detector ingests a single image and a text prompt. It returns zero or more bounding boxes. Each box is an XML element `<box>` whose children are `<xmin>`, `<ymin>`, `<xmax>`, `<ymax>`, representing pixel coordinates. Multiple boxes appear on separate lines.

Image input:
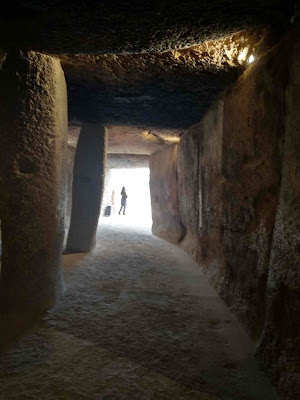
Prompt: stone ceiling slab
<box><xmin>0</xmin><ymin>1</ymin><xmax>290</xmax><ymax>54</ymax></box>
<box><xmin>68</xmin><ymin>125</ymin><xmax>182</xmax><ymax>155</ymax></box>
<box><xmin>63</xmin><ymin>30</ymin><xmax>265</xmax><ymax>128</ymax></box>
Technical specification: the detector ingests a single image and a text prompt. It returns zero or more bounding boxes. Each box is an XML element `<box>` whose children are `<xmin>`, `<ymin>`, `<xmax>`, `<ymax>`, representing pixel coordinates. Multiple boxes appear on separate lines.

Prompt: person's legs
<box><xmin>119</xmin><ymin>198</ymin><xmax>126</xmax><ymax>215</ymax></box>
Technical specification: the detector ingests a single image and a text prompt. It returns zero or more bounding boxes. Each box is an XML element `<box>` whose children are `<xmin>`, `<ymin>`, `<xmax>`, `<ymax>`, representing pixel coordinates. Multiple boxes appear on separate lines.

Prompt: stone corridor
<box><xmin>0</xmin><ymin>218</ymin><xmax>278</xmax><ymax>400</ymax></box>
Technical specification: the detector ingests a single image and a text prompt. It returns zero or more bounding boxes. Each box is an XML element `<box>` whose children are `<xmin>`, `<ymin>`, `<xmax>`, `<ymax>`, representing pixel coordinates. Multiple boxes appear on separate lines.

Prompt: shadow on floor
<box><xmin>0</xmin><ymin>311</ymin><xmax>43</xmax><ymax>352</ymax></box>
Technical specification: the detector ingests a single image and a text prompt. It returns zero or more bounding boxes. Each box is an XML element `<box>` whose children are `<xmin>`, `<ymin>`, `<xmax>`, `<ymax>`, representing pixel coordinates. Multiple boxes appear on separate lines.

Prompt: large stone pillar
<box><xmin>0</xmin><ymin>51</ymin><xmax>68</xmax><ymax>311</ymax></box>
<box><xmin>66</xmin><ymin>124</ymin><xmax>107</xmax><ymax>253</ymax></box>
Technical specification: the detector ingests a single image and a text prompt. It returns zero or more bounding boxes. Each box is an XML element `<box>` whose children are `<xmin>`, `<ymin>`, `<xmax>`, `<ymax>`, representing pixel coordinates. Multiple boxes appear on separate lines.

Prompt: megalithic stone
<box><xmin>66</xmin><ymin>124</ymin><xmax>107</xmax><ymax>253</ymax></box>
<box><xmin>0</xmin><ymin>50</ymin><xmax>68</xmax><ymax>311</ymax></box>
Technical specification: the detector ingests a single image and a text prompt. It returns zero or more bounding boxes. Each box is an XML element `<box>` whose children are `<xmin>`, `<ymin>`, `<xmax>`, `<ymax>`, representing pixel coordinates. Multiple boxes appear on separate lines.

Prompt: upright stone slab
<box><xmin>66</xmin><ymin>124</ymin><xmax>107</xmax><ymax>253</ymax></box>
<box><xmin>0</xmin><ymin>51</ymin><xmax>68</xmax><ymax>311</ymax></box>
<box><xmin>150</xmin><ymin>145</ymin><xmax>185</xmax><ymax>244</ymax></box>
<box><xmin>256</xmin><ymin>29</ymin><xmax>300</xmax><ymax>397</ymax></box>
<box><xmin>177</xmin><ymin>127</ymin><xmax>200</xmax><ymax>256</ymax></box>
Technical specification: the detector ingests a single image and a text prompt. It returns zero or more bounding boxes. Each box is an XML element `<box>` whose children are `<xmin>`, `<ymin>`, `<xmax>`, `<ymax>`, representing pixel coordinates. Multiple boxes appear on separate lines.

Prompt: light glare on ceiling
<box><xmin>238</xmin><ymin>48</ymin><xmax>248</xmax><ymax>63</ymax></box>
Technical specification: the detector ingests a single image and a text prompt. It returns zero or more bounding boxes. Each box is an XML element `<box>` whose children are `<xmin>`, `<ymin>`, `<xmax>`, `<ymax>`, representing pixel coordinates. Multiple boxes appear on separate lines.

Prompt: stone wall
<box><xmin>177</xmin><ymin>124</ymin><xmax>200</xmax><ymax>258</ymax></box>
<box><xmin>256</xmin><ymin>29</ymin><xmax>300</xmax><ymax>398</ymax></box>
<box><xmin>149</xmin><ymin>31</ymin><xmax>299</xmax><ymax>397</ymax></box>
<box><xmin>65</xmin><ymin>145</ymin><xmax>76</xmax><ymax>230</ymax></box>
<box><xmin>219</xmin><ymin>39</ymin><xmax>288</xmax><ymax>339</ymax></box>
<box><xmin>173</xmin><ymin>37</ymin><xmax>288</xmax><ymax>340</ymax></box>
<box><xmin>150</xmin><ymin>145</ymin><xmax>185</xmax><ymax>244</ymax></box>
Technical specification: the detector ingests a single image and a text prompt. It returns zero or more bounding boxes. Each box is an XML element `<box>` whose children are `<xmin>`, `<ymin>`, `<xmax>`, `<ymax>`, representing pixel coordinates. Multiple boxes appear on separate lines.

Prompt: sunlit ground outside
<box><xmin>101</xmin><ymin>168</ymin><xmax>152</xmax><ymax>229</ymax></box>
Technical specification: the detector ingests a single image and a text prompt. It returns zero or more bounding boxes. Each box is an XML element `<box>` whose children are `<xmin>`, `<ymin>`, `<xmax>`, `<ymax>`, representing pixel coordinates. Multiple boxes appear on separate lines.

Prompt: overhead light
<box><xmin>248</xmin><ymin>54</ymin><xmax>255</xmax><ymax>64</ymax></box>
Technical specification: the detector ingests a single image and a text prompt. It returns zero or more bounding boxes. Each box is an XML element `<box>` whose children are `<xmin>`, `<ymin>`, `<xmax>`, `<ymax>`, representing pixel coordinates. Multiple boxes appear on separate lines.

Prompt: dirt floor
<box><xmin>0</xmin><ymin>217</ymin><xmax>278</xmax><ymax>400</ymax></box>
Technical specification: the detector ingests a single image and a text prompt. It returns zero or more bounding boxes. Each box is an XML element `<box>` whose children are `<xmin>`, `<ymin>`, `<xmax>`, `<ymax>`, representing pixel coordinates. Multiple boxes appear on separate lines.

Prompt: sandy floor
<box><xmin>0</xmin><ymin>217</ymin><xmax>278</xmax><ymax>400</ymax></box>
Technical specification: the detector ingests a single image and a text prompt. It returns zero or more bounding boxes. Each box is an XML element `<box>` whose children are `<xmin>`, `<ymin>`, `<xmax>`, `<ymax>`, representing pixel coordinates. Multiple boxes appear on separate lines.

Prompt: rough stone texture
<box><xmin>219</xmin><ymin>40</ymin><xmax>288</xmax><ymax>339</ymax></box>
<box><xmin>198</xmin><ymin>100</ymin><xmax>225</xmax><ymax>291</ymax></box>
<box><xmin>0</xmin><ymin>1</ymin><xmax>290</xmax><ymax>54</ymax></box>
<box><xmin>62</xmin><ymin>30</ymin><xmax>264</xmax><ymax>129</ymax></box>
<box><xmin>65</xmin><ymin>145</ymin><xmax>76</xmax><ymax>231</ymax></box>
<box><xmin>153</xmin><ymin>31</ymin><xmax>299</xmax><ymax>397</ymax></box>
<box><xmin>0</xmin><ymin>219</ymin><xmax>279</xmax><ymax>399</ymax></box>
<box><xmin>184</xmin><ymin>100</ymin><xmax>226</xmax><ymax>289</ymax></box>
<box><xmin>177</xmin><ymin>124</ymin><xmax>200</xmax><ymax>258</ymax></box>
<box><xmin>175</xmin><ymin>37</ymin><xmax>288</xmax><ymax>339</ymax></box>
<box><xmin>68</xmin><ymin>123</ymin><xmax>181</xmax><ymax>155</ymax></box>
<box><xmin>107</xmin><ymin>154</ymin><xmax>150</xmax><ymax>169</ymax></box>
<box><xmin>105</xmin><ymin>126</ymin><xmax>182</xmax><ymax>154</ymax></box>
<box><xmin>0</xmin><ymin>3</ymin><xmax>290</xmax><ymax>169</ymax></box>
<box><xmin>256</xmin><ymin>28</ymin><xmax>300</xmax><ymax>399</ymax></box>
<box><xmin>66</xmin><ymin>124</ymin><xmax>107</xmax><ymax>253</ymax></box>
<box><xmin>0</xmin><ymin>51</ymin><xmax>68</xmax><ymax>310</ymax></box>
<box><xmin>150</xmin><ymin>145</ymin><xmax>185</xmax><ymax>244</ymax></box>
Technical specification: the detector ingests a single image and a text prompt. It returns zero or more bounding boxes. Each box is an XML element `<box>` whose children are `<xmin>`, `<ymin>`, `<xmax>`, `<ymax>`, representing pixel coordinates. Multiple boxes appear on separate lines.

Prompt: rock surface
<box><xmin>150</xmin><ymin>145</ymin><xmax>185</xmax><ymax>244</ymax></box>
<box><xmin>62</xmin><ymin>30</ymin><xmax>263</xmax><ymax>128</ymax></box>
<box><xmin>176</xmin><ymin>35</ymin><xmax>288</xmax><ymax>339</ymax></box>
<box><xmin>256</xmin><ymin>28</ymin><xmax>300</xmax><ymax>399</ymax></box>
<box><xmin>105</xmin><ymin>126</ymin><xmax>182</xmax><ymax>154</ymax></box>
<box><xmin>66</xmin><ymin>125</ymin><xmax>107</xmax><ymax>253</ymax></box>
<box><xmin>177</xmin><ymin>122</ymin><xmax>201</xmax><ymax>258</ymax></box>
<box><xmin>68</xmin><ymin>124</ymin><xmax>181</xmax><ymax>155</ymax></box>
<box><xmin>0</xmin><ymin>1</ymin><xmax>290</xmax><ymax>54</ymax></box>
<box><xmin>107</xmin><ymin>154</ymin><xmax>150</xmax><ymax>169</ymax></box>
<box><xmin>150</xmin><ymin>30</ymin><xmax>299</xmax><ymax>398</ymax></box>
<box><xmin>179</xmin><ymin>99</ymin><xmax>226</xmax><ymax>286</ymax></box>
<box><xmin>219</xmin><ymin>39</ymin><xmax>288</xmax><ymax>339</ymax></box>
<box><xmin>0</xmin><ymin>50</ymin><xmax>68</xmax><ymax>310</ymax></box>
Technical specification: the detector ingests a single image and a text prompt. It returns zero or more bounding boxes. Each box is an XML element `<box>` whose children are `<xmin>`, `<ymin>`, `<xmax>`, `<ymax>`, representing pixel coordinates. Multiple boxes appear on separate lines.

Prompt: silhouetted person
<box><xmin>118</xmin><ymin>187</ymin><xmax>128</xmax><ymax>215</ymax></box>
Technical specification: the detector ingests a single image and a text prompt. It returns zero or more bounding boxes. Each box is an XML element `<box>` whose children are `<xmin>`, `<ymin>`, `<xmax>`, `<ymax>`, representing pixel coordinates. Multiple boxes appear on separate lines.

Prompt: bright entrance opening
<box><xmin>102</xmin><ymin>168</ymin><xmax>152</xmax><ymax>228</ymax></box>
